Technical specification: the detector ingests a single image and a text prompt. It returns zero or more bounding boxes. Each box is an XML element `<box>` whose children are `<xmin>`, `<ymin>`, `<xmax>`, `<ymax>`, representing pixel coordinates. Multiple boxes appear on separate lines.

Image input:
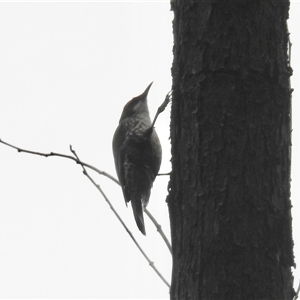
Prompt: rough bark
<box><xmin>168</xmin><ymin>1</ymin><xmax>294</xmax><ymax>299</ymax></box>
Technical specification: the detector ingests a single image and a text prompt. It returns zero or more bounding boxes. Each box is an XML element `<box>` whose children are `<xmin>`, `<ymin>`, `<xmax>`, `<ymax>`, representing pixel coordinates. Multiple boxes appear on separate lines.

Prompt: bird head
<box><xmin>119</xmin><ymin>82</ymin><xmax>153</xmax><ymax>122</ymax></box>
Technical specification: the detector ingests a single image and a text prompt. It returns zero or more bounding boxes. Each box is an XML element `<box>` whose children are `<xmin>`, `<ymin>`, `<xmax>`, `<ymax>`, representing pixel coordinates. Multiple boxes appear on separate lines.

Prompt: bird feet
<box><xmin>151</xmin><ymin>90</ymin><xmax>172</xmax><ymax>130</ymax></box>
<box><xmin>157</xmin><ymin>90</ymin><xmax>172</xmax><ymax>115</ymax></box>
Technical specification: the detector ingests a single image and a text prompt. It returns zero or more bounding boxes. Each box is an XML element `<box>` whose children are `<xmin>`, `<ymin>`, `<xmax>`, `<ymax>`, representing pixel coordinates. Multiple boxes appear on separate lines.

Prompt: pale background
<box><xmin>0</xmin><ymin>2</ymin><xmax>299</xmax><ymax>299</ymax></box>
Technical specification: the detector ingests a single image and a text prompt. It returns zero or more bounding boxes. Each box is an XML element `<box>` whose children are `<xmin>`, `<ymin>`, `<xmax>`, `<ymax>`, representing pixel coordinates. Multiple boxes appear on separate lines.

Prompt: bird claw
<box><xmin>158</xmin><ymin>91</ymin><xmax>172</xmax><ymax>114</ymax></box>
<box><xmin>150</xmin><ymin>90</ymin><xmax>172</xmax><ymax>130</ymax></box>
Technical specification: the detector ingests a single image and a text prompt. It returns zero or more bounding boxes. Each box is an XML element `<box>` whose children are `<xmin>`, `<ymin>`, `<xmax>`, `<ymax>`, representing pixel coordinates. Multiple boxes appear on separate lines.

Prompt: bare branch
<box><xmin>0</xmin><ymin>138</ymin><xmax>172</xmax><ymax>255</ymax></box>
<box><xmin>0</xmin><ymin>138</ymin><xmax>119</xmax><ymax>184</ymax></box>
<box><xmin>70</xmin><ymin>145</ymin><xmax>170</xmax><ymax>288</ymax></box>
<box><xmin>144</xmin><ymin>208</ymin><xmax>172</xmax><ymax>254</ymax></box>
<box><xmin>294</xmin><ymin>280</ymin><xmax>300</xmax><ymax>300</ymax></box>
<box><xmin>157</xmin><ymin>172</ymin><xmax>171</xmax><ymax>176</ymax></box>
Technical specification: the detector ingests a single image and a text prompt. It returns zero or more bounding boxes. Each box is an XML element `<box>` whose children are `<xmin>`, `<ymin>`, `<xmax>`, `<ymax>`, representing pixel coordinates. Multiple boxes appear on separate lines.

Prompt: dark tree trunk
<box><xmin>168</xmin><ymin>1</ymin><xmax>294</xmax><ymax>299</ymax></box>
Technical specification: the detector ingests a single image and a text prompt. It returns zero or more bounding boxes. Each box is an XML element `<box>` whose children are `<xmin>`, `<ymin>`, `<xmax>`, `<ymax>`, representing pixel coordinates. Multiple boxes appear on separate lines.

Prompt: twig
<box><xmin>69</xmin><ymin>146</ymin><xmax>170</xmax><ymax>288</ymax></box>
<box><xmin>157</xmin><ymin>172</ymin><xmax>171</xmax><ymax>176</ymax></box>
<box><xmin>294</xmin><ymin>280</ymin><xmax>300</xmax><ymax>300</ymax></box>
<box><xmin>0</xmin><ymin>138</ymin><xmax>172</xmax><ymax>254</ymax></box>
<box><xmin>0</xmin><ymin>139</ymin><xmax>119</xmax><ymax>185</ymax></box>
<box><xmin>144</xmin><ymin>208</ymin><xmax>172</xmax><ymax>254</ymax></box>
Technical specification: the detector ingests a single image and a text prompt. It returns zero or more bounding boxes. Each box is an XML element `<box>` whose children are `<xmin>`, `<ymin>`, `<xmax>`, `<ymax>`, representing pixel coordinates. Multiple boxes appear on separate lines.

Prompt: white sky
<box><xmin>0</xmin><ymin>2</ymin><xmax>299</xmax><ymax>299</ymax></box>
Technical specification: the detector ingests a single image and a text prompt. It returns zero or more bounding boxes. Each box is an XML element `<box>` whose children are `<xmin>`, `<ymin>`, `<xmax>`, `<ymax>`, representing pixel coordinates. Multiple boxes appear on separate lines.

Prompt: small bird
<box><xmin>112</xmin><ymin>82</ymin><xmax>162</xmax><ymax>235</ymax></box>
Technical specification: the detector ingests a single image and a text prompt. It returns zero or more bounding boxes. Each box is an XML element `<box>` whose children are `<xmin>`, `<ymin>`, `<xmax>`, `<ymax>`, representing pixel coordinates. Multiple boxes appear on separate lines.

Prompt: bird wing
<box><xmin>113</xmin><ymin>119</ymin><xmax>161</xmax><ymax>207</ymax></box>
<box><xmin>112</xmin><ymin>122</ymin><xmax>130</xmax><ymax>204</ymax></box>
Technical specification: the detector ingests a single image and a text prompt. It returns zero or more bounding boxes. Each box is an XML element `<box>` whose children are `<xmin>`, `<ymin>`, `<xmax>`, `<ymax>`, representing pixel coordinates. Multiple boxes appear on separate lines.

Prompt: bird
<box><xmin>112</xmin><ymin>82</ymin><xmax>162</xmax><ymax>235</ymax></box>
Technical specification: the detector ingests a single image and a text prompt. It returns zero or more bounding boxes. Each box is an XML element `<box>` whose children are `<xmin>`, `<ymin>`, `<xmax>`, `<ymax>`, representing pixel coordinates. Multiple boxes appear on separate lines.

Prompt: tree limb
<box><xmin>144</xmin><ymin>208</ymin><xmax>172</xmax><ymax>254</ymax></box>
<box><xmin>69</xmin><ymin>145</ymin><xmax>170</xmax><ymax>288</ymax></box>
<box><xmin>0</xmin><ymin>139</ymin><xmax>119</xmax><ymax>184</ymax></box>
<box><xmin>0</xmin><ymin>139</ymin><xmax>172</xmax><ymax>255</ymax></box>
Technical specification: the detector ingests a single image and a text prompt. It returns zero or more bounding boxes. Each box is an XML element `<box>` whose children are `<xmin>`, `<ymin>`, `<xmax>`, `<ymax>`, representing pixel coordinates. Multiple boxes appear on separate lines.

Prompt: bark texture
<box><xmin>168</xmin><ymin>1</ymin><xmax>294</xmax><ymax>299</ymax></box>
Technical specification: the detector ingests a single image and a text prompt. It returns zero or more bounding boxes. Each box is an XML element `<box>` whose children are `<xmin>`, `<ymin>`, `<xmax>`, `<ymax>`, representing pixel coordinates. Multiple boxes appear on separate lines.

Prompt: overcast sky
<box><xmin>0</xmin><ymin>2</ymin><xmax>299</xmax><ymax>299</ymax></box>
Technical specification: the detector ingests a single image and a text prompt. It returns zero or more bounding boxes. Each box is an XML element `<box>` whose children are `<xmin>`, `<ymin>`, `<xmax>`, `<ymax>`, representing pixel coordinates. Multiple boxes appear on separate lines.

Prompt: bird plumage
<box><xmin>112</xmin><ymin>83</ymin><xmax>162</xmax><ymax>235</ymax></box>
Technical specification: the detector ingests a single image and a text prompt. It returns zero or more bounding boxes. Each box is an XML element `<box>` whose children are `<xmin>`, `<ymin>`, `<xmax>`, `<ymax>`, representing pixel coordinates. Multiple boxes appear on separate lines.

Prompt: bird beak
<box><xmin>141</xmin><ymin>82</ymin><xmax>153</xmax><ymax>99</ymax></box>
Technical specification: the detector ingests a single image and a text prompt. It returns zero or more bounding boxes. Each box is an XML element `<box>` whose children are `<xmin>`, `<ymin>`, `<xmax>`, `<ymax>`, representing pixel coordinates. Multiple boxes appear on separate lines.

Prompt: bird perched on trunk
<box><xmin>112</xmin><ymin>82</ymin><xmax>162</xmax><ymax>235</ymax></box>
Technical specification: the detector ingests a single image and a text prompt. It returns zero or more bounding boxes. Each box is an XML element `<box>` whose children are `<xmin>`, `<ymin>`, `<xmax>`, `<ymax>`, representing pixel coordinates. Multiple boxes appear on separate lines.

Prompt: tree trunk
<box><xmin>168</xmin><ymin>1</ymin><xmax>294</xmax><ymax>299</ymax></box>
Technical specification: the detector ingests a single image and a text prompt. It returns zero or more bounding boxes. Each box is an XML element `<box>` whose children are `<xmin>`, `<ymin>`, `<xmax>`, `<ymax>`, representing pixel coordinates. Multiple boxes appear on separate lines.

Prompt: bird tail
<box><xmin>131</xmin><ymin>199</ymin><xmax>146</xmax><ymax>235</ymax></box>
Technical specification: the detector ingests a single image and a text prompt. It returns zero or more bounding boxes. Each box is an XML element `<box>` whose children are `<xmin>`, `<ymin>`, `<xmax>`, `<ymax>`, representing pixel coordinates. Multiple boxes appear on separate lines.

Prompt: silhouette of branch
<box><xmin>69</xmin><ymin>145</ymin><xmax>170</xmax><ymax>288</ymax></box>
<box><xmin>0</xmin><ymin>139</ymin><xmax>119</xmax><ymax>185</ymax></box>
<box><xmin>144</xmin><ymin>208</ymin><xmax>172</xmax><ymax>254</ymax></box>
<box><xmin>294</xmin><ymin>280</ymin><xmax>300</xmax><ymax>300</ymax></box>
<box><xmin>0</xmin><ymin>138</ymin><xmax>172</xmax><ymax>252</ymax></box>
<box><xmin>157</xmin><ymin>172</ymin><xmax>171</xmax><ymax>176</ymax></box>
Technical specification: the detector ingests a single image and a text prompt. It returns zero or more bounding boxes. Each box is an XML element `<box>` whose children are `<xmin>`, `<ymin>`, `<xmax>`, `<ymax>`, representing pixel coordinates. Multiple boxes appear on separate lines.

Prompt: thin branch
<box><xmin>0</xmin><ymin>138</ymin><xmax>172</xmax><ymax>253</ymax></box>
<box><xmin>70</xmin><ymin>146</ymin><xmax>170</xmax><ymax>288</ymax></box>
<box><xmin>294</xmin><ymin>280</ymin><xmax>300</xmax><ymax>300</ymax></box>
<box><xmin>144</xmin><ymin>208</ymin><xmax>172</xmax><ymax>254</ymax></box>
<box><xmin>0</xmin><ymin>138</ymin><xmax>119</xmax><ymax>185</ymax></box>
<box><xmin>157</xmin><ymin>172</ymin><xmax>171</xmax><ymax>176</ymax></box>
